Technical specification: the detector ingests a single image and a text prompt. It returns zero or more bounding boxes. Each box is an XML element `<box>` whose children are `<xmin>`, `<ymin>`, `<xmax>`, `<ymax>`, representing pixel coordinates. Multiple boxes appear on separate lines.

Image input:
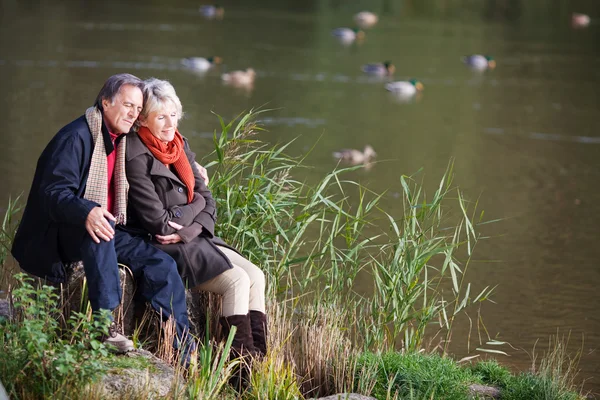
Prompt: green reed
<box><xmin>205</xmin><ymin>110</ymin><xmax>492</xmax><ymax>356</ymax></box>
<box><xmin>0</xmin><ymin>194</ymin><xmax>22</xmax><ymax>288</ymax></box>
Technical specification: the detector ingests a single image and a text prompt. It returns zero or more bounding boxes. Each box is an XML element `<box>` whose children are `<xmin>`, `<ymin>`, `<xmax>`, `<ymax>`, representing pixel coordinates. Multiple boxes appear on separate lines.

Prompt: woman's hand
<box><xmin>155</xmin><ymin>221</ymin><xmax>184</xmax><ymax>244</ymax></box>
<box><xmin>195</xmin><ymin>161</ymin><xmax>209</xmax><ymax>185</ymax></box>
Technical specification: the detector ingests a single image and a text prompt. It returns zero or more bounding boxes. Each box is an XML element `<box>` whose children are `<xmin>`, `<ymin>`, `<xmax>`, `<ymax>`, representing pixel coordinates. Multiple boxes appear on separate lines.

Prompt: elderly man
<box><xmin>12</xmin><ymin>73</ymin><xmax>190</xmax><ymax>354</ymax></box>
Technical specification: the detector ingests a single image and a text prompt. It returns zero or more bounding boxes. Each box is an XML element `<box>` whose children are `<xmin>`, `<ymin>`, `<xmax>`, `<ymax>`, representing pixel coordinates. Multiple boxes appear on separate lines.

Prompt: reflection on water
<box><xmin>1</xmin><ymin>0</ymin><xmax>599</xmax><ymax>393</ymax></box>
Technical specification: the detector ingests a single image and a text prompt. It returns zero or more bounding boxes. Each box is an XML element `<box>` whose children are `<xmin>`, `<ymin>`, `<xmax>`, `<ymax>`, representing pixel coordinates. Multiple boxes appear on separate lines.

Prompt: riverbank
<box><xmin>0</xmin><ymin>111</ymin><xmax>593</xmax><ymax>399</ymax></box>
<box><xmin>0</xmin><ymin>292</ymin><xmax>589</xmax><ymax>400</ymax></box>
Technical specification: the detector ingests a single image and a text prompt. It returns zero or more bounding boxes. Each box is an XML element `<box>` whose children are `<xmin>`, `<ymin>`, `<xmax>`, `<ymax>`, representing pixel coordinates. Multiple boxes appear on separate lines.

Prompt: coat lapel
<box><xmin>149</xmin><ymin>157</ymin><xmax>185</xmax><ymax>185</ymax></box>
<box><xmin>127</xmin><ymin>132</ymin><xmax>185</xmax><ymax>185</ymax></box>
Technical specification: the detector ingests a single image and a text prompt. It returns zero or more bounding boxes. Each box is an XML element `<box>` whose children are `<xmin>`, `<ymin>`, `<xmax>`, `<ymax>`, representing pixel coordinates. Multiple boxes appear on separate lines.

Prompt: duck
<box><xmin>354</xmin><ymin>11</ymin><xmax>378</xmax><ymax>29</ymax></box>
<box><xmin>384</xmin><ymin>79</ymin><xmax>424</xmax><ymax>96</ymax></box>
<box><xmin>462</xmin><ymin>55</ymin><xmax>496</xmax><ymax>71</ymax></box>
<box><xmin>222</xmin><ymin>68</ymin><xmax>256</xmax><ymax>86</ymax></box>
<box><xmin>572</xmin><ymin>12</ymin><xmax>591</xmax><ymax>28</ymax></box>
<box><xmin>181</xmin><ymin>56</ymin><xmax>222</xmax><ymax>72</ymax></box>
<box><xmin>199</xmin><ymin>4</ymin><xmax>224</xmax><ymax>20</ymax></box>
<box><xmin>333</xmin><ymin>145</ymin><xmax>377</xmax><ymax>165</ymax></box>
<box><xmin>362</xmin><ymin>61</ymin><xmax>395</xmax><ymax>76</ymax></box>
<box><xmin>331</xmin><ymin>27</ymin><xmax>365</xmax><ymax>45</ymax></box>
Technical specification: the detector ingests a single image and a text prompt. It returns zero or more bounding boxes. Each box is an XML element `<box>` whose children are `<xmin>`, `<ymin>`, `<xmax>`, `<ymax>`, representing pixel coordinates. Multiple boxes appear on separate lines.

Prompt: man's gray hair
<box><xmin>141</xmin><ymin>78</ymin><xmax>184</xmax><ymax>121</ymax></box>
<box><xmin>94</xmin><ymin>73</ymin><xmax>144</xmax><ymax>110</ymax></box>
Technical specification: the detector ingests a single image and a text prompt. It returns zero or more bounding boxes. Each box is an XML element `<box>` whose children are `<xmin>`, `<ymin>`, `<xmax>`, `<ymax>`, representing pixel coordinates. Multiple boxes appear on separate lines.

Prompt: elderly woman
<box><xmin>124</xmin><ymin>78</ymin><xmax>267</xmax><ymax>362</ymax></box>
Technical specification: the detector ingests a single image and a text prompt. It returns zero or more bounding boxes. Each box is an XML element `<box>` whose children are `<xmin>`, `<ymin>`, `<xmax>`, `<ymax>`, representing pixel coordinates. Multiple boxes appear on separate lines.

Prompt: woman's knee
<box><xmin>202</xmin><ymin>266</ymin><xmax>251</xmax><ymax>296</ymax></box>
<box><xmin>249</xmin><ymin>266</ymin><xmax>265</xmax><ymax>290</ymax></box>
<box><xmin>229</xmin><ymin>267</ymin><xmax>251</xmax><ymax>293</ymax></box>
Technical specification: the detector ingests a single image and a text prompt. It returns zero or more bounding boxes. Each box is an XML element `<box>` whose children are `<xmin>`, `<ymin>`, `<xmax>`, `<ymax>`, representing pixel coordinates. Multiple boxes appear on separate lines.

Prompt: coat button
<box><xmin>175</xmin><ymin>210</ymin><xmax>182</xmax><ymax>217</ymax></box>
<box><xmin>178</xmin><ymin>187</ymin><xmax>183</xmax><ymax>193</ymax></box>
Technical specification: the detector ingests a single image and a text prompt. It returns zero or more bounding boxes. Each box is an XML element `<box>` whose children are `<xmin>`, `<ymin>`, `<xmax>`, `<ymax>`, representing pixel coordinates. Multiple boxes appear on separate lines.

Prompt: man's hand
<box><xmin>194</xmin><ymin>161</ymin><xmax>209</xmax><ymax>186</ymax></box>
<box><xmin>85</xmin><ymin>207</ymin><xmax>116</xmax><ymax>243</ymax></box>
<box><xmin>156</xmin><ymin>221</ymin><xmax>184</xmax><ymax>245</ymax></box>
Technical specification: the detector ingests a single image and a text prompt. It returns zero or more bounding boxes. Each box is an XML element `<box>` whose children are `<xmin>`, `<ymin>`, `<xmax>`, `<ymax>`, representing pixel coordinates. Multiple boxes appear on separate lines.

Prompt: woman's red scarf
<box><xmin>137</xmin><ymin>126</ymin><xmax>195</xmax><ymax>204</ymax></box>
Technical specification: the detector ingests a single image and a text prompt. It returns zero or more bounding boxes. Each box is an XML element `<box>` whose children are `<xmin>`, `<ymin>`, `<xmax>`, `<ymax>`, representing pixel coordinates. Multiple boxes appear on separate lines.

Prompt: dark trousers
<box><xmin>58</xmin><ymin>224</ymin><xmax>190</xmax><ymax>345</ymax></box>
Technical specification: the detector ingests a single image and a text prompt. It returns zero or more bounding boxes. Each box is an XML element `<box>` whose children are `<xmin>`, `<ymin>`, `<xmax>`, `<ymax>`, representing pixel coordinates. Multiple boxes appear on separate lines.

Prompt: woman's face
<box><xmin>141</xmin><ymin>101</ymin><xmax>178</xmax><ymax>143</ymax></box>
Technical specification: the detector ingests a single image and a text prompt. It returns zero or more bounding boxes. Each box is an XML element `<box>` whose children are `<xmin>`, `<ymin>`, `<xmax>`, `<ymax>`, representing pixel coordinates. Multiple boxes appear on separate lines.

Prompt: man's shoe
<box><xmin>103</xmin><ymin>321</ymin><xmax>134</xmax><ymax>353</ymax></box>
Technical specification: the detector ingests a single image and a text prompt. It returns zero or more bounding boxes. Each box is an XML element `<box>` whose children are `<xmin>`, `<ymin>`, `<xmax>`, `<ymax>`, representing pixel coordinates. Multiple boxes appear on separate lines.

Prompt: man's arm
<box><xmin>184</xmin><ymin>143</ymin><xmax>217</xmax><ymax>238</ymax></box>
<box><xmin>39</xmin><ymin>133</ymin><xmax>99</xmax><ymax>226</ymax></box>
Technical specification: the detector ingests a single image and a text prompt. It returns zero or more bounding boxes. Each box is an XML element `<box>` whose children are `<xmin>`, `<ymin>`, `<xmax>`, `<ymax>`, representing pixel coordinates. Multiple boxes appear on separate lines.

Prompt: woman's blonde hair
<box><xmin>140</xmin><ymin>78</ymin><xmax>184</xmax><ymax>122</ymax></box>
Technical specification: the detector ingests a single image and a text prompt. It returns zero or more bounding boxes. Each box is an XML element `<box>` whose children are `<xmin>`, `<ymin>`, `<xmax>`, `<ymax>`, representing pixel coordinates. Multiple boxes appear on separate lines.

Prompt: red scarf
<box><xmin>137</xmin><ymin>126</ymin><xmax>195</xmax><ymax>204</ymax></box>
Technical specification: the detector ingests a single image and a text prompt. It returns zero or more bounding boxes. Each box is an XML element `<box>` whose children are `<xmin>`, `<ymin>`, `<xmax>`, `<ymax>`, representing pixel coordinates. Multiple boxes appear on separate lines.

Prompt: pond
<box><xmin>1</xmin><ymin>0</ymin><xmax>599</xmax><ymax>393</ymax></box>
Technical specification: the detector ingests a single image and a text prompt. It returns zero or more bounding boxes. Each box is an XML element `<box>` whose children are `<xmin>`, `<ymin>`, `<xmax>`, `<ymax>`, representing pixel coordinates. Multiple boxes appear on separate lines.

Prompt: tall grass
<box><xmin>0</xmin><ymin>194</ymin><xmax>21</xmax><ymax>289</ymax></box>
<box><xmin>468</xmin><ymin>334</ymin><xmax>589</xmax><ymax>400</ymax></box>
<box><xmin>203</xmin><ymin>110</ymin><xmax>495</xmax><ymax>396</ymax></box>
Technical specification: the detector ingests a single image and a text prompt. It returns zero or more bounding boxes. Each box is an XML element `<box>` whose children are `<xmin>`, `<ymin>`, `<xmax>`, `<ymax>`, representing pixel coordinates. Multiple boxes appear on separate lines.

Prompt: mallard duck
<box><xmin>222</xmin><ymin>68</ymin><xmax>256</xmax><ymax>86</ymax></box>
<box><xmin>572</xmin><ymin>12</ymin><xmax>591</xmax><ymax>28</ymax></box>
<box><xmin>199</xmin><ymin>5</ymin><xmax>224</xmax><ymax>19</ymax></box>
<box><xmin>333</xmin><ymin>145</ymin><xmax>377</xmax><ymax>165</ymax></box>
<box><xmin>462</xmin><ymin>55</ymin><xmax>496</xmax><ymax>71</ymax></box>
<box><xmin>181</xmin><ymin>56</ymin><xmax>222</xmax><ymax>72</ymax></box>
<box><xmin>362</xmin><ymin>61</ymin><xmax>395</xmax><ymax>76</ymax></box>
<box><xmin>384</xmin><ymin>79</ymin><xmax>424</xmax><ymax>96</ymax></box>
<box><xmin>331</xmin><ymin>27</ymin><xmax>365</xmax><ymax>45</ymax></box>
<box><xmin>354</xmin><ymin>11</ymin><xmax>378</xmax><ymax>29</ymax></box>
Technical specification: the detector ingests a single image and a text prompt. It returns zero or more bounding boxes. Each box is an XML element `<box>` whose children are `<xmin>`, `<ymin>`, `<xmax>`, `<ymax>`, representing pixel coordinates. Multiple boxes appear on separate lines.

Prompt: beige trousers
<box><xmin>193</xmin><ymin>245</ymin><xmax>266</xmax><ymax>316</ymax></box>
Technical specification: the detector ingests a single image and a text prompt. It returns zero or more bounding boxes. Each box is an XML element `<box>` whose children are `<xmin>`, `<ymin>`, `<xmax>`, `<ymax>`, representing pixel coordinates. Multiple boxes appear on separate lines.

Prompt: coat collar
<box><xmin>126</xmin><ymin>131</ymin><xmax>185</xmax><ymax>185</ymax></box>
<box><xmin>99</xmin><ymin>111</ymin><xmax>118</xmax><ymax>155</ymax></box>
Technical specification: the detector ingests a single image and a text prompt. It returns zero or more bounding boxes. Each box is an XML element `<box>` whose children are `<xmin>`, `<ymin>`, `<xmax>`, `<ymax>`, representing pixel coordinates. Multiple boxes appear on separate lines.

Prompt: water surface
<box><xmin>1</xmin><ymin>0</ymin><xmax>599</xmax><ymax>393</ymax></box>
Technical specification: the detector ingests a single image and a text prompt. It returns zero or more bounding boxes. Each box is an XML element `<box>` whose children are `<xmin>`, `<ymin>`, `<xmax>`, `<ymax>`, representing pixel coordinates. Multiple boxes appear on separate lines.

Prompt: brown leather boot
<box><xmin>249</xmin><ymin>310</ymin><xmax>268</xmax><ymax>357</ymax></box>
<box><xmin>220</xmin><ymin>314</ymin><xmax>256</xmax><ymax>392</ymax></box>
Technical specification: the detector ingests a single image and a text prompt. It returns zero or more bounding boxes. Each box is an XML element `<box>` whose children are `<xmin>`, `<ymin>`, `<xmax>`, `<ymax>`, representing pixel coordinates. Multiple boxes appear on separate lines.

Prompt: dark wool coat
<box><xmin>12</xmin><ymin>115</ymin><xmax>115</xmax><ymax>282</ymax></box>
<box><xmin>125</xmin><ymin>132</ymin><xmax>235</xmax><ymax>288</ymax></box>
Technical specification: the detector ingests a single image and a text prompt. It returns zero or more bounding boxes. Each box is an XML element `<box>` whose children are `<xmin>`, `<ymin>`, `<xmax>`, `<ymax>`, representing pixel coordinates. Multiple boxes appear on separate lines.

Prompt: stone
<box><xmin>0</xmin><ymin>297</ymin><xmax>11</xmax><ymax>320</ymax></box>
<box><xmin>314</xmin><ymin>394</ymin><xmax>377</xmax><ymax>400</ymax></box>
<box><xmin>469</xmin><ymin>384</ymin><xmax>501</xmax><ymax>399</ymax></box>
<box><xmin>60</xmin><ymin>262</ymin><xmax>136</xmax><ymax>334</ymax></box>
<box><xmin>99</xmin><ymin>348</ymin><xmax>183</xmax><ymax>399</ymax></box>
<box><xmin>60</xmin><ymin>263</ymin><xmax>225</xmax><ymax>350</ymax></box>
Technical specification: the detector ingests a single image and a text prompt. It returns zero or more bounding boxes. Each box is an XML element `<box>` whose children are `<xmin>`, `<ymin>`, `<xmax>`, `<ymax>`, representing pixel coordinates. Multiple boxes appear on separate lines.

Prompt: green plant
<box><xmin>201</xmin><ymin>110</ymin><xmax>496</xmax><ymax>396</ymax></box>
<box><xmin>357</xmin><ymin>351</ymin><xmax>475</xmax><ymax>400</ymax></box>
<box><xmin>499</xmin><ymin>334</ymin><xmax>588</xmax><ymax>400</ymax></box>
<box><xmin>247</xmin><ymin>352</ymin><xmax>303</xmax><ymax>400</ymax></box>
<box><xmin>183</xmin><ymin>318</ymin><xmax>239</xmax><ymax>399</ymax></box>
<box><xmin>0</xmin><ymin>273</ymin><xmax>112</xmax><ymax>399</ymax></box>
<box><xmin>503</xmin><ymin>373</ymin><xmax>582</xmax><ymax>400</ymax></box>
<box><xmin>0</xmin><ymin>194</ymin><xmax>22</xmax><ymax>287</ymax></box>
<box><xmin>469</xmin><ymin>359</ymin><xmax>512</xmax><ymax>387</ymax></box>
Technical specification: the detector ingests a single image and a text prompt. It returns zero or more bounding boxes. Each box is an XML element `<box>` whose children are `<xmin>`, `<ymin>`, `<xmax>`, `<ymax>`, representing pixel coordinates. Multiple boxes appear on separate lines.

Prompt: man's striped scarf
<box><xmin>83</xmin><ymin>106</ymin><xmax>128</xmax><ymax>225</ymax></box>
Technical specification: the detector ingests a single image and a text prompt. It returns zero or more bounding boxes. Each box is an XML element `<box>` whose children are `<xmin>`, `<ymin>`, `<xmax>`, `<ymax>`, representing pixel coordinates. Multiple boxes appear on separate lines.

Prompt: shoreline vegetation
<box><xmin>0</xmin><ymin>111</ymin><xmax>590</xmax><ymax>399</ymax></box>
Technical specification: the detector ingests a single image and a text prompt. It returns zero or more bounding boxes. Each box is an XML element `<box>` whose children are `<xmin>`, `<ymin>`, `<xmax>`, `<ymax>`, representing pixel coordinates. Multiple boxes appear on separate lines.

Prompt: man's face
<box><xmin>102</xmin><ymin>84</ymin><xmax>143</xmax><ymax>134</ymax></box>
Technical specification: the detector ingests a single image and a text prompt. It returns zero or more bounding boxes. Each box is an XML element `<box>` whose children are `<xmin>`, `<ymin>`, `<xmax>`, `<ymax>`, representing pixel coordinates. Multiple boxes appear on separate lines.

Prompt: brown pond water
<box><xmin>1</xmin><ymin>0</ymin><xmax>599</xmax><ymax>394</ymax></box>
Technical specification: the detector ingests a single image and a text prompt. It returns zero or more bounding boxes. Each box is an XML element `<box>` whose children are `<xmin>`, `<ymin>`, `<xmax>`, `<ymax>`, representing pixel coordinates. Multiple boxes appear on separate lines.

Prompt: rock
<box><xmin>314</xmin><ymin>395</ymin><xmax>377</xmax><ymax>400</ymax></box>
<box><xmin>469</xmin><ymin>384</ymin><xmax>501</xmax><ymax>399</ymax></box>
<box><xmin>60</xmin><ymin>263</ymin><xmax>225</xmax><ymax>349</ymax></box>
<box><xmin>186</xmin><ymin>289</ymin><xmax>222</xmax><ymax>339</ymax></box>
<box><xmin>0</xmin><ymin>297</ymin><xmax>11</xmax><ymax>320</ymax></box>
<box><xmin>60</xmin><ymin>262</ymin><xmax>137</xmax><ymax>335</ymax></box>
<box><xmin>99</xmin><ymin>349</ymin><xmax>182</xmax><ymax>399</ymax></box>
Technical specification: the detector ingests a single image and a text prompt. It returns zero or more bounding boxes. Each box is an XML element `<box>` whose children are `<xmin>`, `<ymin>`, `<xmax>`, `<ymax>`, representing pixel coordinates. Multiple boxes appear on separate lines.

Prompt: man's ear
<box><xmin>101</xmin><ymin>98</ymin><xmax>109</xmax><ymax>110</ymax></box>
